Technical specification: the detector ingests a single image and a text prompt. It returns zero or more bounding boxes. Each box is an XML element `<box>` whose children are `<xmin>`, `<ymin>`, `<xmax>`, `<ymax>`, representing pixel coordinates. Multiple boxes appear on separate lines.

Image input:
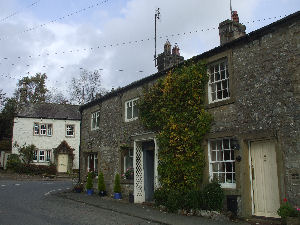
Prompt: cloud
<box><xmin>0</xmin><ymin>0</ymin><xmax>296</xmax><ymax>100</ymax></box>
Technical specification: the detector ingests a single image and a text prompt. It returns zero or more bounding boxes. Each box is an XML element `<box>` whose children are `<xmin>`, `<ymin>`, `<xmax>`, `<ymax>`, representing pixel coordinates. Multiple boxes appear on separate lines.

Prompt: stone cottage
<box><xmin>12</xmin><ymin>103</ymin><xmax>81</xmax><ymax>172</ymax></box>
<box><xmin>79</xmin><ymin>11</ymin><xmax>300</xmax><ymax>218</ymax></box>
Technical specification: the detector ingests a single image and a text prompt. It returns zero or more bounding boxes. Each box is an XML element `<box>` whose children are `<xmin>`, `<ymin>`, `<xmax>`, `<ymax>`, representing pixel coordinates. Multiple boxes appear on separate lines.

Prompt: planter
<box><xmin>129</xmin><ymin>193</ymin><xmax>134</xmax><ymax>203</ymax></box>
<box><xmin>286</xmin><ymin>217</ymin><xmax>300</xmax><ymax>225</ymax></box>
<box><xmin>98</xmin><ymin>190</ymin><xmax>107</xmax><ymax>197</ymax></box>
<box><xmin>86</xmin><ymin>189</ymin><xmax>94</xmax><ymax>195</ymax></box>
<box><xmin>74</xmin><ymin>188</ymin><xmax>83</xmax><ymax>193</ymax></box>
<box><xmin>114</xmin><ymin>193</ymin><xmax>122</xmax><ymax>199</ymax></box>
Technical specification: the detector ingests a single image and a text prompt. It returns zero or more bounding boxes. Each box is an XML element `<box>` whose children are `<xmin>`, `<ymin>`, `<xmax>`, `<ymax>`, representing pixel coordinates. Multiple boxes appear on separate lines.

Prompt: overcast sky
<box><xmin>0</xmin><ymin>0</ymin><xmax>299</xmax><ymax>100</ymax></box>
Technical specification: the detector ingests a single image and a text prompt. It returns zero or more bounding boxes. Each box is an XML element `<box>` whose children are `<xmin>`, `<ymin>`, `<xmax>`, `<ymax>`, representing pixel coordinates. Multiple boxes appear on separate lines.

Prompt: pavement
<box><xmin>58</xmin><ymin>191</ymin><xmax>251</xmax><ymax>225</ymax></box>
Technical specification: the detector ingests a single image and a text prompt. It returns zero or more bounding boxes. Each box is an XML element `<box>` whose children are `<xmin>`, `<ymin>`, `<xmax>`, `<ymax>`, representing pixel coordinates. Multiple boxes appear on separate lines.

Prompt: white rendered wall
<box><xmin>12</xmin><ymin>117</ymin><xmax>80</xmax><ymax>169</ymax></box>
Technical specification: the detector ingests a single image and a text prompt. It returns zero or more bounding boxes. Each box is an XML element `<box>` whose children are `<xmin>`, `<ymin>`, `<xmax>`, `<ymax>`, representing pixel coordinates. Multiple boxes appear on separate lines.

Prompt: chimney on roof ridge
<box><xmin>157</xmin><ymin>40</ymin><xmax>184</xmax><ymax>72</ymax></box>
<box><xmin>218</xmin><ymin>10</ymin><xmax>246</xmax><ymax>45</ymax></box>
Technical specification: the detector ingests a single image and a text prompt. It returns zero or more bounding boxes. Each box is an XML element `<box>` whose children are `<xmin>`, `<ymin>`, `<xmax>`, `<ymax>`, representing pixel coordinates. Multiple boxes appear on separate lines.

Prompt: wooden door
<box><xmin>57</xmin><ymin>154</ymin><xmax>68</xmax><ymax>173</ymax></box>
<box><xmin>250</xmin><ymin>141</ymin><xmax>280</xmax><ymax>217</ymax></box>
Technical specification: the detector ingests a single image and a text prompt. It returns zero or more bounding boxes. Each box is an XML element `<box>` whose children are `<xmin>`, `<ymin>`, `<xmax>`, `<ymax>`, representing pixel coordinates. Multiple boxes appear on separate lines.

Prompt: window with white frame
<box><xmin>123</xmin><ymin>148</ymin><xmax>133</xmax><ymax>172</ymax></box>
<box><xmin>34</xmin><ymin>123</ymin><xmax>39</xmax><ymax>135</ymax></box>
<box><xmin>46</xmin><ymin>150</ymin><xmax>51</xmax><ymax>162</ymax></box>
<box><xmin>33</xmin><ymin>150</ymin><xmax>38</xmax><ymax>162</ymax></box>
<box><xmin>125</xmin><ymin>98</ymin><xmax>139</xmax><ymax>122</ymax></box>
<box><xmin>33</xmin><ymin>123</ymin><xmax>53</xmax><ymax>136</ymax></box>
<box><xmin>208</xmin><ymin>138</ymin><xmax>236</xmax><ymax>188</ymax></box>
<box><xmin>39</xmin><ymin>150</ymin><xmax>45</xmax><ymax>162</ymax></box>
<box><xmin>91</xmin><ymin>112</ymin><xmax>100</xmax><ymax>130</ymax></box>
<box><xmin>66</xmin><ymin>125</ymin><xmax>75</xmax><ymax>137</ymax></box>
<box><xmin>47</xmin><ymin>124</ymin><xmax>52</xmax><ymax>136</ymax></box>
<box><xmin>87</xmin><ymin>153</ymin><xmax>98</xmax><ymax>174</ymax></box>
<box><xmin>208</xmin><ymin>60</ymin><xmax>230</xmax><ymax>103</ymax></box>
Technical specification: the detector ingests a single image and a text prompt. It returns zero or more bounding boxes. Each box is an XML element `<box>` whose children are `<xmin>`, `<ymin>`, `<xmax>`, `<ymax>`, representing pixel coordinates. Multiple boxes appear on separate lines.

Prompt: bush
<box><xmin>165</xmin><ymin>189</ymin><xmax>185</xmax><ymax>212</ymax></box>
<box><xmin>98</xmin><ymin>172</ymin><xmax>106</xmax><ymax>192</ymax></box>
<box><xmin>114</xmin><ymin>173</ymin><xmax>121</xmax><ymax>193</ymax></box>
<box><xmin>277</xmin><ymin>199</ymin><xmax>300</xmax><ymax>219</ymax></box>
<box><xmin>15</xmin><ymin>164</ymin><xmax>57</xmax><ymax>175</ymax></box>
<box><xmin>6</xmin><ymin>154</ymin><xmax>22</xmax><ymax>171</ymax></box>
<box><xmin>154</xmin><ymin>188</ymin><xmax>169</xmax><ymax>207</ymax></box>
<box><xmin>86</xmin><ymin>172</ymin><xmax>93</xmax><ymax>190</ymax></box>
<box><xmin>202</xmin><ymin>182</ymin><xmax>224</xmax><ymax>211</ymax></box>
<box><xmin>184</xmin><ymin>190</ymin><xmax>203</xmax><ymax>210</ymax></box>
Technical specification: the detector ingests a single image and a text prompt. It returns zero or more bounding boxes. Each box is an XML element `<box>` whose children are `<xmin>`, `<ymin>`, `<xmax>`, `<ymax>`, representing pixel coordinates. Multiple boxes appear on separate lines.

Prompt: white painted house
<box><xmin>12</xmin><ymin>103</ymin><xmax>81</xmax><ymax>172</ymax></box>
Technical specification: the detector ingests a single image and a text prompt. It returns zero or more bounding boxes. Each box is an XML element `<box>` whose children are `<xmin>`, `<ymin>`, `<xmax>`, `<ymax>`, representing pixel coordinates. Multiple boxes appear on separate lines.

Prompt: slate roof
<box><xmin>80</xmin><ymin>11</ymin><xmax>300</xmax><ymax>112</ymax></box>
<box><xmin>17</xmin><ymin>103</ymin><xmax>81</xmax><ymax>120</ymax></box>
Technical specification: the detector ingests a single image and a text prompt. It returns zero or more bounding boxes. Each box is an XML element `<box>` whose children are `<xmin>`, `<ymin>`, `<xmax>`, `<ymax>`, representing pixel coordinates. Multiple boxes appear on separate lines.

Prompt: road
<box><xmin>0</xmin><ymin>180</ymin><xmax>161</xmax><ymax>225</ymax></box>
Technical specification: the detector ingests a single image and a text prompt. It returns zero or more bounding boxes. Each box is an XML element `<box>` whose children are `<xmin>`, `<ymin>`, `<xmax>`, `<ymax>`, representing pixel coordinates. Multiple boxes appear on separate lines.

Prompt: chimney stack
<box><xmin>157</xmin><ymin>40</ymin><xmax>184</xmax><ymax>72</ymax></box>
<box><xmin>218</xmin><ymin>10</ymin><xmax>246</xmax><ymax>45</ymax></box>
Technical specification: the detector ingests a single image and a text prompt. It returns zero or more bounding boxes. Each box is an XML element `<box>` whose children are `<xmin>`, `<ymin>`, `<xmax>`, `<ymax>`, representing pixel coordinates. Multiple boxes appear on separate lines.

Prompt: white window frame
<box><xmin>123</xmin><ymin>149</ymin><xmax>133</xmax><ymax>172</ymax></box>
<box><xmin>40</xmin><ymin>124</ymin><xmax>47</xmax><ymax>135</ymax></box>
<box><xmin>39</xmin><ymin>150</ymin><xmax>45</xmax><ymax>162</ymax></box>
<box><xmin>33</xmin><ymin>150</ymin><xmax>38</xmax><ymax>162</ymax></box>
<box><xmin>66</xmin><ymin>124</ymin><xmax>75</xmax><ymax>137</ymax></box>
<box><xmin>125</xmin><ymin>98</ymin><xmax>139</xmax><ymax>122</ymax></box>
<box><xmin>208</xmin><ymin>138</ymin><xmax>236</xmax><ymax>189</ymax></box>
<box><xmin>208</xmin><ymin>60</ymin><xmax>230</xmax><ymax>103</ymax></box>
<box><xmin>46</xmin><ymin>150</ymin><xmax>51</xmax><ymax>162</ymax></box>
<box><xmin>47</xmin><ymin>124</ymin><xmax>52</xmax><ymax>136</ymax></box>
<box><xmin>33</xmin><ymin>123</ymin><xmax>39</xmax><ymax>135</ymax></box>
<box><xmin>91</xmin><ymin>111</ymin><xmax>100</xmax><ymax>130</ymax></box>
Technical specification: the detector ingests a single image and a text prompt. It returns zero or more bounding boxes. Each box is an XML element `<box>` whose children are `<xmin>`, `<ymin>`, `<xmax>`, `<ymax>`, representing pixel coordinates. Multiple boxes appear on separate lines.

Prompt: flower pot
<box><xmin>87</xmin><ymin>189</ymin><xmax>94</xmax><ymax>195</ymax></box>
<box><xmin>99</xmin><ymin>190</ymin><xmax>107</xmax><ymax>197</ymax></box>
<box><xmin>129</xmin><ymin>193</ymin><xmax>134</xmax><ymax>203</ymax></box>
<box><xmin>74</xmin><ymin>188</ymin><xmax>82</xmax><ymax>193</ymax></box>
<box><xmin>286</xmin><ymin>217</ymin><xmax>300</xmax><ymax>225</ymax></box>
<box><xmin>114</xmin><ymin>193</ymin><xmax>122</xmax><ymax>199</ymax></box>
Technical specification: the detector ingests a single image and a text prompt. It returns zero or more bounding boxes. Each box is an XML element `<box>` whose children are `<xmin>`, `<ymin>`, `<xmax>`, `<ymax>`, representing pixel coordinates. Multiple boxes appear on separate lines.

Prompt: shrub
<box><xmin>277</xmin><ymin>199</ymin><xmax>300</xmax><ymax>219</ymax></box>
<box><xmin>184</xmin><ymin>189</ymin><xmax>203</xmax><ymax>210</ymax></box>
<box><xmin>18</xmin><ymin>144</ymin><xmax>36</xmax><ymax>165</ymax></box>
<box><xmin>165</xmin><ymin>189</ymin><xmax>185</xmax><ymax>212</ymax></box>
<box><xmin>6</xmin><ymin>154</ymin><xmax>22</xmax><ymax>171</ymax></box>
<box><xmin>114</xmin><ymin>173</ymin><xmax>121</xmax><ymax>193</ymax></box>
<box><xmin>98</xmin><ymin>172</ymin><xmax>106</xmax><ymax>192</ymax></box>
<box><xmin>15</xmin><ymin>164</ymin><xmax>57</xmax><ymax>175</ymax></box>
<box><xmin>154</xmin><ymin>188</ymin><xmax>169</xmax><ymax>207</ymax></box>
<box><xmin>86</xmin><ymin>172</ymin><xmax>93</xmax><ymax>190</ymax></box>
<box><xmin>202</xmin><ymin>182</ymin><xmax>225</xmax><ymax>211</ymax></box>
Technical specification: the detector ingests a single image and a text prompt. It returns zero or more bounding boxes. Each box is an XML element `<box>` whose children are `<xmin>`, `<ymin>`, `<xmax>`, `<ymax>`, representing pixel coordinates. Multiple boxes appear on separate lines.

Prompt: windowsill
<box><xmin>125</xmin><ymin>117</ymin><xmax>138</xmax><ymax>123</ymax></box>
<box><xmin>220</xmin><ymin>183</ymin><xmax>236</xmax><ymax>189</ymax></box>
<box><xmin>205</xmin><ymin>98</ymin><xmax>235</xmax><ymax>109</ymax></box>
<box><xmin>121</xmin><ymin>179</ymin><xmax>134</xmax><ymax>184</ymax></box>
<box><xmin>91</xmin><ymin>127</ymin><xmax>99</xmax><ymax>131</ymax></box>
<box><xmin>66</xmin><ymin>135</ymin><xmax>75</xmax><ymax>138</ymax></box>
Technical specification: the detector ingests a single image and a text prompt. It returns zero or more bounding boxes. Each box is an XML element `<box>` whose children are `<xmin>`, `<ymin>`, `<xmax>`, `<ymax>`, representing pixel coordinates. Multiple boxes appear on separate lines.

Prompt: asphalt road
<box><xmin>0</xmin><ymin>180</ymin><xmax>161</xmax><ymax>225</ymax></box>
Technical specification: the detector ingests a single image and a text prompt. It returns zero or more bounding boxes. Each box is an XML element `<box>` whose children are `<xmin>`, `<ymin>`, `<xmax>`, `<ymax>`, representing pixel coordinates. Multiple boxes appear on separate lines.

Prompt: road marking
<box><xmin>58</xmin><ymin>188</ymin><xmax>62</xmax><ymax>191</ymax></box>
<box><xmin>15</xmin><ymin>184</ymin><xmax>21</xmax><ymax>186</ymax></box>
<box><xmin>66</xmin><ymin>188</ymin><xmax>70</xmax><ymax>190</ymax></box>
<box><xmin>1</xmin><ymin>185</ymin><xmax>6</xmax><ymax>187</ymax></box>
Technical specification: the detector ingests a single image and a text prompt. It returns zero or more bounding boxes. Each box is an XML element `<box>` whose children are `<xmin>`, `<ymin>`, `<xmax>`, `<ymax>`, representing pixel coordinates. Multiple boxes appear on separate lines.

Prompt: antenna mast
<box><xmin>230</xmin><ymin>0</ymin><xmax>233</xmax><ymax>18</ymax></box>
<box><xmin>154</xmin><ymin>8</ymin><xmax>160</xmax><ymax>67</ymax></box>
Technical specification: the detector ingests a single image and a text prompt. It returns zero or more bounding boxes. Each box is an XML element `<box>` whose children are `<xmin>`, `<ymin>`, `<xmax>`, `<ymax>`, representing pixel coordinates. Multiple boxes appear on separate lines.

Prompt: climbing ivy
<box><xmin>139</xmin><ymin>61</ymin><xmax>212</xmax><ymax>192</ymax></box>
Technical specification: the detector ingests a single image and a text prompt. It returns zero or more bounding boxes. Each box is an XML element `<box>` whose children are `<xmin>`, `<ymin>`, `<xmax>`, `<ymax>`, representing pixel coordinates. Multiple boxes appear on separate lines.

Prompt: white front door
<box><xmin>57</xmin><ymin>154</ymin><xmax>68</xmax><ymax>173</ymax></box>
<box><xmin>250</xmin><ymin>141</ymin><xmax>280</xmax><ymax>217</ymax></box>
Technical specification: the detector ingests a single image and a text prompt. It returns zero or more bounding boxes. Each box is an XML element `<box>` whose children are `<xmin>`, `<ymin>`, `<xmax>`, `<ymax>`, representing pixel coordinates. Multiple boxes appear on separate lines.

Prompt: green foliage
<box><xmin>18</xmin><ymin>144</ymin><xmax>36</xmax><ymax>165</ymax></box>
<box><xmin>98</xmin><ymin>172</ymin><xmax>106</xmax><ymax>191</ymax></box>
<box><xmin>86</xmin><ymin>172</ymin><xmax>94</xmax><ymax>190</ymax></box>
<box><xmin>277</xmin><ymin>200</ymin><xmax>300</xmax><ymax>219</ymax></box>
<box><xmin>15</xmin><ymin>164</ymin><xmax>57</xmax><ymax>175</ymax></box>
<box><xmin>113</xmin><ymin>173</ymin><xmax>121</xmax><ymax>193</ymax></box>
<box><xmin>202</xmin><ymin>182</ymin><xmax>225</xmax><ymax>211</ymax></box>
<box><xmin>6</xmin><ymin>154</ymin><xmax>22</xmax><ymax>171</ymax></box>
<box><xmin>153</xmin><ymin>182</ymin><xmax>224</xmax><ymax>212</ymax></box>
<box><xmin>139</xmin><ymin>61</ymin><xmax>212</xmax><ymax>191</ymax></box>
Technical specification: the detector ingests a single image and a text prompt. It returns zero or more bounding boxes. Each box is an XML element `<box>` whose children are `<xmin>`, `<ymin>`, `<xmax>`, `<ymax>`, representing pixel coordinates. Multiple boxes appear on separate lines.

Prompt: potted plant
<box><xmin>113</xmin><ymin>173</ymin><xmax>122</xmax><ymax>199</ymax></box>
<box><xmin>98</xmin><ymin>172</ymin><xmax>106</xmax><ymax>197</ymax></box>
<box><xmin>122</xmin><ymin>167</ymin><xmax>134</xmax><ymax>180</ymax></box>
<box><xmin>86</xmin><ymin>172</ymin><xmax>94</xmax><ymax>195</ymax></box>
<box><xmin>277</xmin><ymin>198</ymin><xmax>300</xmax><ymax>225</ymax></box>
<box><xmin>73</xmin><ymin>182</ymin><xmax>84</xmax><ymax>193</ymax></box>
<box><xmin>119</xmin><ymin>143</ymin><xmax>130</xmax><ymax>151</ymax></box>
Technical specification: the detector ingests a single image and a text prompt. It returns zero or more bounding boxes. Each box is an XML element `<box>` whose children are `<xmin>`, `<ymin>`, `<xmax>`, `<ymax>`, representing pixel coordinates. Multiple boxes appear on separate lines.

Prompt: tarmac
<box><xmin>57</xmin><ymin>191</ymin><xmax>251</xmax><ymax>225</ymax></box>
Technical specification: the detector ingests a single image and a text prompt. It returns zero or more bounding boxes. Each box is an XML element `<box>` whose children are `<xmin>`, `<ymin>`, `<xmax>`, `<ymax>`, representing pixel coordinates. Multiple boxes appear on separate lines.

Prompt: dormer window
<box><xmin>208</xmin><ymin>60</ymin><xmax>230</xmax><ymax>103</ymax></box>
<box><xmin>125</xmin><ymin>98</ymin><xmax>139</xmax><ymax>122</ymax></box>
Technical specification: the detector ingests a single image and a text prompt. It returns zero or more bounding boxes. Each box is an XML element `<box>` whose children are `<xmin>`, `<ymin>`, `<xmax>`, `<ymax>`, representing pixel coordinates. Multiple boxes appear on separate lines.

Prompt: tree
<box><xmin>46</xmin><ymin>89</ymin><xmax>70</xmax><ymax>104</ymax></box>
<box><xmin>0</xmin><ymin>89</ymin><xmax>5</xmax><ymax>108</ymax></box>
<box><xmin>18</xmin><ymin>144</ymin><xmax>36</xmax><ymax>165</ymax></box>
<box><xmin>69</xmin><ymin>69</ymin><xmax>106</xmax><ymax>104</ymax></box>
<box><xmin>15</xmin><ymin>73</ymin><xmax>48</xmax><ymax>104</ymax></box>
